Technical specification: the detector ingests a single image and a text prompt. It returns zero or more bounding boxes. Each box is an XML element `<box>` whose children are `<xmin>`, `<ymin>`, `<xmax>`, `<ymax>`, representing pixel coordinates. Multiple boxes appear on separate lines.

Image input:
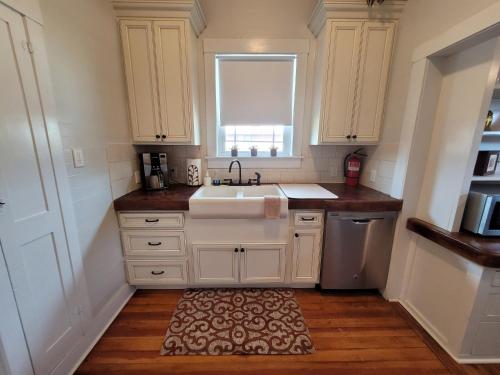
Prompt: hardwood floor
<box><xmin>76</xmin><ymin>290</ymin><xmax>500</xmax><ymax>375</ymax></box>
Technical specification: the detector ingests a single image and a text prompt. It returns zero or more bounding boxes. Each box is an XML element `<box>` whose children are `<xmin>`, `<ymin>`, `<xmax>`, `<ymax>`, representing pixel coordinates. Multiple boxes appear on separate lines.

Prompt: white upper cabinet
<box><xmin>120</xmin><ymin>20</ymin><xmax>161</xmax><ymax>142</ymax></box>
<box><xmin>309</xmin><ymin>1</ymin><xmax>401</xmax><ymax>145</ymax></box>
<box><xmin>115</xmin><ymin>1</ymin><xmax>205</xmax><ymax>144</ymax></box>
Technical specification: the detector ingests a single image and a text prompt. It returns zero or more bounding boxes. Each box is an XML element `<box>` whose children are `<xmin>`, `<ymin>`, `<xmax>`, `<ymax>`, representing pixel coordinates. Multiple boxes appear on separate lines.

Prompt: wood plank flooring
<box><xmin>75</xmin><ymin>290</ymin><xmax>500</xmax><ymax>375</ymax></box>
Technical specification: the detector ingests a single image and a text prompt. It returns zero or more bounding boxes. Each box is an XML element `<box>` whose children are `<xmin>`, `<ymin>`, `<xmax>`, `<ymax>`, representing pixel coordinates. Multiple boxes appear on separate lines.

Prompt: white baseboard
<box><xmin>50</xmin><ymin>284</ymin><xmax>135</xmax><ymax>375</ymax></box>
<box><xmin>399</xmin><ymin>300</ymin><xmax>500</xmax><ymax>364</ymax></box>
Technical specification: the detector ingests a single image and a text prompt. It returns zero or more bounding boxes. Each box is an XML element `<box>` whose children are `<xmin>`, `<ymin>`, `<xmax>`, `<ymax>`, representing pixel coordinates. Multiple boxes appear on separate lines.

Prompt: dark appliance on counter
<box><xmin>462</xmin><ymin>184</ymin><xmax>500</xmax><ymax>236</ymax></box>
<box><xmin>139</xmin><ymin>153</ymin><xmax>168</xmax><ymax>191</ymax></box>
<box><xmin>473</xmin><ymin>151</ymin><xmax>499</xmax><ymax>176</ymax></box>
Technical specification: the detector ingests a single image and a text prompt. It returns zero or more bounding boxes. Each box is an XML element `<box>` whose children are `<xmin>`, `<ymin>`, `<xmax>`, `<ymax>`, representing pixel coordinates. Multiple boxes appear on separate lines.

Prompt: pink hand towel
<box><xmin>264</xmin><ymin>195</ymin><xmax>281</xmax><ymax>219</ymax></box>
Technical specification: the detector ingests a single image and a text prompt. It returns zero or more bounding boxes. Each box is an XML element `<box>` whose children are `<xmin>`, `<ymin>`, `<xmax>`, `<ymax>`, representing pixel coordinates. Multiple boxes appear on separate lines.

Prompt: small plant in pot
<box><xmin>270</xmin><ymin>145</ymin><xmax>278</xmax><ymax>157</ymax></box>
<box><xmin>231</xmin><ymin>145</ymin><xmax>238</xmax><ymax>157</ymax></box>
<box><xmin>250</xmin><ymin>146</ymin><xmax>258</xmax><ymax>157</ymax></box>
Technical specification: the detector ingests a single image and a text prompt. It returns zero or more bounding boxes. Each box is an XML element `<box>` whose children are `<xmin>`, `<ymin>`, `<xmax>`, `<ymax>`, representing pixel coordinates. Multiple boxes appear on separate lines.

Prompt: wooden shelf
<box><xmin>471</xmin><ymin>172</ymin><xmax>500</xmax><ymax>182</ymax></box>
<box><xmin>482</xmin><ymin>131</ymin><xmax>500</xmax><ymax>136</ymax></box>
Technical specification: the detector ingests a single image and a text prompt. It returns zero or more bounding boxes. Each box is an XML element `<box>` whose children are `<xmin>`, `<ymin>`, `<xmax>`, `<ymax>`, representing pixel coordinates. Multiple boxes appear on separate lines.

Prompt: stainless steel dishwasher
<box><xmin>320</xmin><ymin>211</ymin><xmax>397</xmax><ymax>290</ymax></box>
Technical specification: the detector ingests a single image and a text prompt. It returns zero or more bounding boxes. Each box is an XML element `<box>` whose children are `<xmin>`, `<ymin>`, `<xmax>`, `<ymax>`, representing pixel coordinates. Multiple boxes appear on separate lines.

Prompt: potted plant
<box><xmin>270</xmin><ymin>145</ymin><xmax>278</xmax><ymax>157</ymax></box>
<box><xmin>250</xmin><ymin>146</ymin><xmax>258</xmax><ymax>157</ymax></box>
<box><xmin>231</xmin><ymin>145</ymin><xmax>238</xmax><ymax>157</ymax></box>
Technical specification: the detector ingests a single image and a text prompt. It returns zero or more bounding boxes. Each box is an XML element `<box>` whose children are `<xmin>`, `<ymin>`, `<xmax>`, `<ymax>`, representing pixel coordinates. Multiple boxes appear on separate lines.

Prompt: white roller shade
<box><xmin>217</xmin><ymin>55</ymin><xmax>296</xmax><ymax>126</ymax></box>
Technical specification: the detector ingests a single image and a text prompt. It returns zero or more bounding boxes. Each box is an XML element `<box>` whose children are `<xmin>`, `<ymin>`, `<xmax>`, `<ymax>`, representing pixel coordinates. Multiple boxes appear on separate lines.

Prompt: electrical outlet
<box><xmin>170</xmin><ymin>168</ymin><xmax>177</xmax><ymax>178</ymax></box>
<box><xmin>370</xmin><ymin>169</ymin><xmax>377</xmax><ymax>182</ymax></box>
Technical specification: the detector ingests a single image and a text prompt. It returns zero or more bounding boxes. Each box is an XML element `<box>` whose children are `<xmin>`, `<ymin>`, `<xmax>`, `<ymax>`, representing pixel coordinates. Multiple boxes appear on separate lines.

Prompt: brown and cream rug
<box><xmin>160</xmin><ymin>288</ymin><xmax>315</xmax><ymax>355</ymax></box>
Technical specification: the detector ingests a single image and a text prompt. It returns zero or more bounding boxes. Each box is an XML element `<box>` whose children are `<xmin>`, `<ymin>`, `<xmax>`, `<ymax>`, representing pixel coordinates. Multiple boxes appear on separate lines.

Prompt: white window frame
<box><xmin>204</xmin><ymin>39</ymin><xmax>309</xmax><ymax>169</ymax></box>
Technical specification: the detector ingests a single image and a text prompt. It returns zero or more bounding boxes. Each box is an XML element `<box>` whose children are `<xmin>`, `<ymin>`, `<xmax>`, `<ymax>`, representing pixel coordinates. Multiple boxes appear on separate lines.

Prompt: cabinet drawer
<box><xmin>121</xmin><ymin>230</ymin><xmax>186</xmax><ymax>257</ymax></box>
<box><xmin>126</xmin><ymin>260</ymin><xmax>188</xmax><ymax>285</ymax></box>
<box><xmin>119</xmin><ymin>212</ymin><xmax>184</xmax><ymax>229</ymax></box>
<box><xmin>294</xmin><ymin>211</ymin><xmax>323</xmax><ymax>226</ymax></box>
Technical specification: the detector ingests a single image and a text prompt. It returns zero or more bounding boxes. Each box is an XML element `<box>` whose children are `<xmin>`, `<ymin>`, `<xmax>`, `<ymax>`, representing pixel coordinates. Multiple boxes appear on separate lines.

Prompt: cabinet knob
<box><xmin>234</xmin><ymin>248</ymin><xmax>238</xmax><ymax>253</ymax></box>
<box><xmin>155</xmin><ymin>135</ymin><xmax>160</xmax><ymax>139</ymax></box>
<box><xmin>161</xmin><ymin>135</ymin><xmax>166</xmax><ymax>139</ymax></box>
<box><xmin>294</xmin><ymin>233</ymin><xmax>299</xmax><ymax>238</ymax></box>
<box><xmin>352</xmin><ymin>135</ymin><xmax>357</xmax><ymax>139</ymax></box>
<box><xmin>346</xmin><ymin>135</ymin><xmax>351</xmax><ymax>139</ymax></box>
<box><xmin>240</xmin><ymin>248</ymin><xmax>245</xmax><ymax>253</ymax></box>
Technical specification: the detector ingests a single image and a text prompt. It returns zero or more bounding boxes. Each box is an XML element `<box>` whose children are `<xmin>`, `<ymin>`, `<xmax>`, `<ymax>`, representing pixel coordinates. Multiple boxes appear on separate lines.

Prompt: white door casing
<box><xmin>0</xmin><ymin>6</ymin><xmax>83</xmax><ymax>374</ymax></box>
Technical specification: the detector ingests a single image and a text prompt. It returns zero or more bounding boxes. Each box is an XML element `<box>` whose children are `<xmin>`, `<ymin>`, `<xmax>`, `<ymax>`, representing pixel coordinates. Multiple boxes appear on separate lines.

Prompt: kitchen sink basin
<box><xmin>189</xmin><ymin>185</ymin><xmax>288</xmax><ymax>219</ymax></box>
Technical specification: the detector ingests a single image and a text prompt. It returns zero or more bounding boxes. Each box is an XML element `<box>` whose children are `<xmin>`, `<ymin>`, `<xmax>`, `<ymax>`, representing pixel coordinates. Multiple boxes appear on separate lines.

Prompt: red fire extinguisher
<box><xmin>344</xmin><ymin>148</ymin><xmax>366</xmax><ymax>187</ymax></box>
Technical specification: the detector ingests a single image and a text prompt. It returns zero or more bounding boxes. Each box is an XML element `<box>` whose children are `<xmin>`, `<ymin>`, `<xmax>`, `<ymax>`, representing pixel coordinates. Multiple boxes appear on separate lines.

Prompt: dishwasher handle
<box><xmin>350</xmin><ymin>218</ymin><xmax>385</xmax><ymax>224</ymax></box>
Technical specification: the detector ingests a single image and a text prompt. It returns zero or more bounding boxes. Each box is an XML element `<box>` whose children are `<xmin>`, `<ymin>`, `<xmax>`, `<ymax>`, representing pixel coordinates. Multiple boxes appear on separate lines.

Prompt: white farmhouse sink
<box><xmin>189</xmin><ymin>185</ymin><xmax>288</xmax><ymax>219</ymax></box>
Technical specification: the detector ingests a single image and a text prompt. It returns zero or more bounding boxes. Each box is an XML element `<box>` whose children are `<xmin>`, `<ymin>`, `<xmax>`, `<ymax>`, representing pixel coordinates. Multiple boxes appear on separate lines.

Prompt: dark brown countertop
<box><xmin>407</xmin><ymin>218</ymin><xmax>500</xmax><ymax>268</ymax></box>
<box><xmin>113</xmin><ymin>184</ymin><xmax>199</xmax><ymax>211</ymax></box>
<box><xmin>114</xmin><ymin>183</ymin><xmax>402</xmax><ymax>212</ymax></box>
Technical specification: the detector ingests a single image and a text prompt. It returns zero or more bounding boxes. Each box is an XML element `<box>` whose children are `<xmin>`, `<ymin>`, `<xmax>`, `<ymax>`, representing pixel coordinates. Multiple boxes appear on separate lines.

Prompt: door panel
<box><xmin>292</xmin><ymin>229</ymin><xmax>322</xmax><ymax>283</ymax></box>
<box><xmin>0</xmin><ymin>6</ymin><xmax>82</xmax><ymax>374</ymax></box>
<box><xmin>120</xmin><ymin>20</ymin><xmax>161</xmax><ymax>142</ymax></box>
<box><xmin>192</xmin><ymin>244</ymin><xmax>239</xmax><ymax>284</ymax></box>
<box><xmin>352</xmin><ymin>21</ymin><xmax>395</xmax><ymax>143</ymax></box>
<box><xmin>240</xmin><ymin>243</ymin><xmax>286</xmax><ymax>284</ymax></box>
<box><xmin>154</xmin><ymin>20</ymin><xmax>191</xmax><ymax>142</ymax></box>
<box><xmin>321</xmin><ymin>21</ymin><xmax>361</xmax><ymax>142</ymax></box>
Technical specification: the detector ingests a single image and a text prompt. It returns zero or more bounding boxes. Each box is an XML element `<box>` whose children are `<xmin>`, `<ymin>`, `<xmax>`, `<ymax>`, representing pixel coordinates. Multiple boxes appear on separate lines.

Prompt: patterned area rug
<box><xmin>160</xmin><ymin>288</ymin><xmax>315</xmax><ymax>355</ymax></box>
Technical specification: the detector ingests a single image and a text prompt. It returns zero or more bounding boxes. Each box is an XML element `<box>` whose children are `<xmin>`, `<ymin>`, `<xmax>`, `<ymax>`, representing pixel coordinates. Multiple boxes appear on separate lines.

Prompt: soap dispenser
<box><xmin>203</xmin><ymin>171</ymin><xmax>212</xmax><ymax>186</ymax></box>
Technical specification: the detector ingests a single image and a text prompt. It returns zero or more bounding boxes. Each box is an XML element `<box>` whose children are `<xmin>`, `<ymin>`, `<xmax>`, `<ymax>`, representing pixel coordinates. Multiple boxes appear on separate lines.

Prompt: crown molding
<box><xmin>308</xmin><ymin>0</ymin><xmax>407</xmax><ymax>36</ymax></box>
<box><xmin>111</xmin><ymin>0</ymin><xmax>206</xmax><ymax>36</ymax></box>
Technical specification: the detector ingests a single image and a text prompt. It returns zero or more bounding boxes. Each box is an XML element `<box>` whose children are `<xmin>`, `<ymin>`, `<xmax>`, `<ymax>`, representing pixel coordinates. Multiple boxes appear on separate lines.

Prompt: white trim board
<box><xmin>53</xmin><ymin>284</ymin><xmax>135</xmax><ymax>375</ymax></box>
<box><xmin>413</xmin><ymin>2</ymin><xmax>500</xmax><ymax>61</ymax></box>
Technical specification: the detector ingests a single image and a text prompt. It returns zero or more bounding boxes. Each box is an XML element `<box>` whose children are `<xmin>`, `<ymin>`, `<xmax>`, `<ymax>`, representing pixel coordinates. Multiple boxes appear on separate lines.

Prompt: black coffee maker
<box><xmin>139</xmin><ymin>153</ymin><xmax>168</xmax><ymax>191</ymax></box>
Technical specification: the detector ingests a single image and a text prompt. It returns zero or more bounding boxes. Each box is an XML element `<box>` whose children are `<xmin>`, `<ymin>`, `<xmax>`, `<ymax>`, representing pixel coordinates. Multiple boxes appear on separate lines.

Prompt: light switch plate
<box><xmin>370</xmin><ymin>169</ymin><xmax>377</xmax><ymax>182</ymax></box>
<box><xmin>72</xmin><ymin>148</ymin><xmax>85</xmax><ymax>168</ymax></box>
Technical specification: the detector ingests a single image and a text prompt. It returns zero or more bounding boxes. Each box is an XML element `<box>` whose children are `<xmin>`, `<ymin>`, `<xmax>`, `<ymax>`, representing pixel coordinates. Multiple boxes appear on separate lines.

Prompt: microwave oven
<box><xmin>462</xmin><ymin>184</ymin><xmax>500</xmax><ymax>236</ymax></box>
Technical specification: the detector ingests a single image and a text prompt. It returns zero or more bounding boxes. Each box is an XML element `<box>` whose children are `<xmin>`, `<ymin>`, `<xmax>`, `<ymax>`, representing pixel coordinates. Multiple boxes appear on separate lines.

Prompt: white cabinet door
<box><xmin>154</xmin><ymin>20</ymin><xmax>192</xmax><ymax>143</ymax></box>
<box><xmin>240</xmin><ymin>243</ymin><xmax>286</xmax><ymax>284</ymax></box>
<box><xmin>0</xmin><ymin>6</ymin><xmax>82</xmax><ymax>375</ymax></box>
<box><xmin>192</xmin><ymin>244</ymin><xmax>239</xmax><ymax>284</ymax></box>
<box><xmin>352</xmin><ymin>21</ymin><xmax>395</xmax><ymax>143</ymax></box>
<box><xmin>321</xmin><ymin>21</ymin><xmax>361</xmax><ymax>143</ymax></box>
<box><xmin>120</xmin><ymin>20</ymin><xmax>161</xmax><ymax>142</ymax></box>
<box><xmin>291</xmin><ymin>229</ymin><xmax>322</xmax><ymax>283</ymax></box>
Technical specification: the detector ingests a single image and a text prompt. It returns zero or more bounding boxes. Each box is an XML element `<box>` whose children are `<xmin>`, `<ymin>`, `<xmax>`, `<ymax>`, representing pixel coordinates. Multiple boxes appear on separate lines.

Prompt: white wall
<box><xmin>162</xmin><ymin>0</ymin><xmax>365</xmax><ymax>185</ymax></box>
<box><xmin>39</xmin><ymin>0</ymin><xmax>132</xmax><ymax>316</ymax></box>
<box><xmin>361</xmin><ymin>0</ymin><xmax>500</xmax><ymax>194</ymax></box>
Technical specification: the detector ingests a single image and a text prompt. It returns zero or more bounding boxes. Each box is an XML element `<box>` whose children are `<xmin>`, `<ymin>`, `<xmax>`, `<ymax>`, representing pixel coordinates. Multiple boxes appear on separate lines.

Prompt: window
<box><xmin>215</xmin><ymin>54</ymin><xmax>297</xmax><ymax>157</ymax></box>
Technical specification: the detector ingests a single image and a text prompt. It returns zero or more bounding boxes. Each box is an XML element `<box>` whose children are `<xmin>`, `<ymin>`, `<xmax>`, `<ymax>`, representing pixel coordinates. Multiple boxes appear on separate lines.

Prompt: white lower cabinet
<box><xmin>291</xmin><ymin>228</ymin><xmax>323</xmax><ymax>283</ymax></box>
<box><xmin>192</xmin><ymin>244</ymin><xmax>239</xmax><ymax>284</ymax></box>
<box><xmin>127</xmin><ymin>260</ymin><xmax>188</xmax><ymax>285</ymax></box>
<box><xmin>192</xmin><ymin>243</ymin><xmax>286</xmax><ymax>285</ymax></box>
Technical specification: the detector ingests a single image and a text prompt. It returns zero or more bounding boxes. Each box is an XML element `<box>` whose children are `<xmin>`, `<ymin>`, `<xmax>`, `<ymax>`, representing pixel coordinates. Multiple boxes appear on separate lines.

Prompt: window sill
<box><xmin>206</xmin><ymin>156</ymin><xmax>303</xmax><ymax>169</ymax></box>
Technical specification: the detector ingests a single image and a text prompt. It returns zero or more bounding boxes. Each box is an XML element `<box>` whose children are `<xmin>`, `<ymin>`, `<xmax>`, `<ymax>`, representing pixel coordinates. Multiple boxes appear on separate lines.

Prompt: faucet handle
<box><xmin>254</xmin><ymin>172</ymin><xmax>261</xmax><ymax>186</ymax></box>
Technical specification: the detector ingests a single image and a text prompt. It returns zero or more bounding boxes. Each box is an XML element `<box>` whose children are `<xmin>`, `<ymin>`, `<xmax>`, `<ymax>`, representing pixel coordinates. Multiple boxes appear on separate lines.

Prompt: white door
<box><xmin>120</xmin><ymin>19</ymin><xmax>162</xmax><ymax>143</ymax></box>
<box><xmin>352</xmin><ymin>21</ymin><xmax>395</xmax><ymax>143</ymax></box>
<box><xmin>291</xmin><ymin>229</ymin><xmax>322</xmax><ymax>283</ymax></box>
<box><xmin>154</xmin><ymin>20</ymin><xmax>192</xmax><ymax>143</ymax></box>
<box><xmin>0</xmin><ymin>6</ymin><xmax>83</xmax><ymax>375</ymax></box>
<box><xmin>240</xmin><ymin>243</ymin><xmax>286</xmax><ymax>284</ymax></box>
<box><xmin>321</xmin><ymin>21</ymin><xmax>361</xmax><ymax>143</ymax></box>
<box><xmin>192</xmin><ymin>244</ymin><xmax>239</xmax><ymax>284</ymax></box>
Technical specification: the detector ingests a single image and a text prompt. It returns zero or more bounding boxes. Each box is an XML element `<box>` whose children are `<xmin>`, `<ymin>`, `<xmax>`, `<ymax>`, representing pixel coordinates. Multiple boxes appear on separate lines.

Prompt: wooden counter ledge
<box><xmin>407</xmin><ymin>217</ymin><xmax>500</xmax><ymax>268</ymax></box>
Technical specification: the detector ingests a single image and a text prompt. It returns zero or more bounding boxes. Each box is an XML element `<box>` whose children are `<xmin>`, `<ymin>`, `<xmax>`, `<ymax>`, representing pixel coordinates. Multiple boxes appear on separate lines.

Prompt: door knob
<box><xmin>234</xmin><ymin>248</ymin><xmax>238</xmax><ymax>253</ymax></box>
<box><xmin>294</xmin><ymin>233</ymin><xmax>299</xmax><ymax>238</ymax></box>
<box><xmin>155</xmin><ymin>135</ymin><xmax>160</xmax><ymax>139</ymax></box>
<box><xmin>346</xmin><ymin>135</ymin><xmax>351</xmax><ymax>139</ymax></box>
<box><xmin>161</xmin><ymin>135</ymin><xmax>166</xmax><ymax>139</ymax></box>
<box><xmin>240</xmin><ymin>248</ymin><xmax>245</xmax><ymax>253</ymax></box>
